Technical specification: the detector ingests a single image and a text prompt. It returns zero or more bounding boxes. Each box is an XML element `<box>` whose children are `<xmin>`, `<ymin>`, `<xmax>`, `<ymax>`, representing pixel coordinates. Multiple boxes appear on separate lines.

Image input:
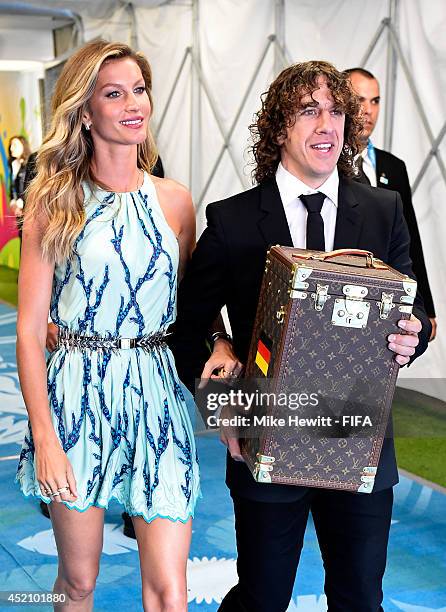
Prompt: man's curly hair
<box><xmin>250</xmin><ymin>60</ymin><xmax>363</xmax><ymax>184</ymax></box>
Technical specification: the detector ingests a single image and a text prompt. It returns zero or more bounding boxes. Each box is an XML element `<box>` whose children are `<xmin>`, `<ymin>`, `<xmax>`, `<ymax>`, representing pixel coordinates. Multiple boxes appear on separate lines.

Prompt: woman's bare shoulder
<box><xmin>151</xmin><ymin>176</ymin><xmax>193</xmax><ymax>215</ymax></box>
<box><xmin>151</xmin><ymin>175</ymin><xmax>190</xmax><ymax>198</ymax></box>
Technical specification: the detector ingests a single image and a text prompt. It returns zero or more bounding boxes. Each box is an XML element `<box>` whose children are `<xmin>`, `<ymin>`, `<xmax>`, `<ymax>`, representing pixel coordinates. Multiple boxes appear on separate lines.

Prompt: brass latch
<box><xmin>379</xmin><ymin>293</ymin><xmax>394</xmax><ymax>319</ymax></box>
<box><xmin>311</xmin><ymin>284</ymin><xmax>330</xmax><ymax>311</ymax></box>
<box><xmin>276</xmin><ymin>305</ymin><xmax>286</xmax><ymax>324</ymax></box>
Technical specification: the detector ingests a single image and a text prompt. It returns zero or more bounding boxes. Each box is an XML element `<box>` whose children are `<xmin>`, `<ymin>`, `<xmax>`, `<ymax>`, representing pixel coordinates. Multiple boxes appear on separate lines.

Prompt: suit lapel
<box><xmin>257</xmin><ymin>178</ymin><xmax>293</xmax><ymax>248</ymax></box>
<box><xmin>375</xmin><ymin>148</ymin><xmax>390</xmax><ymax>189</ymax></box>
<box><xmin>333</xmin><ymin>178</ymin><xmax>363</xmax><ymax>249</ymax></box>
<box><xmin>256</xmin><ymin>176</ymin><xmax>364</xmax><ymax>251</ymax></box>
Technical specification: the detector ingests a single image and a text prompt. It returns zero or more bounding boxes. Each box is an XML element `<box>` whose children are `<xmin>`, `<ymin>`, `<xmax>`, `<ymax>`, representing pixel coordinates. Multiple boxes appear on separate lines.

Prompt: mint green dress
<box><xmin>17</xmin><ymin>173</ymin><xmax>200</xmax><ymax>523</ymax></box>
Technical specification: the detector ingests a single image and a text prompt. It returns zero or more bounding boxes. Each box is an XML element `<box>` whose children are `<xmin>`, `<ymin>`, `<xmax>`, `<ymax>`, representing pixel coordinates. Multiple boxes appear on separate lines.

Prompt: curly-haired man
<box><xmin>173</xmin><ymin>61</ymin><xmax>431</xmax><ymax>612</ymax></box>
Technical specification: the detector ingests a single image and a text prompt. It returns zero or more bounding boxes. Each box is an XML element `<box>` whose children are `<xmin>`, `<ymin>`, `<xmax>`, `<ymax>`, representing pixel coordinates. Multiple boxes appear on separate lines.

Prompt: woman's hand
<box><xmin>35</xmin><ymin>437</ymin><xmax>78</xmax><ymax>503</ymax></box>
<box><xmin>46</xmin><ymin>323</ymin><xmax>59</xmax><ymax>352</ymax></box>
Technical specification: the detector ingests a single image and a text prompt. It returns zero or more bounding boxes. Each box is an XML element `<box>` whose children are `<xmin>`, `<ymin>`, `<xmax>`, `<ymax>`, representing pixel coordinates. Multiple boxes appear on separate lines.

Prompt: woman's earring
<box><xmin>85</xmin><ymin>123</ymin><xmax>91</xmax><ymax>131</ymax></box>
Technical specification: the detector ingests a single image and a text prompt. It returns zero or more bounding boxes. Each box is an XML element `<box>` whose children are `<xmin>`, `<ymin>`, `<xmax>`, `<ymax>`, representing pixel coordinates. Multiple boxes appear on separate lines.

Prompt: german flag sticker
<box><xmin>255</xmin><ymin>333</ymin><xmax>272</xmax><ymax>376</ymax></box>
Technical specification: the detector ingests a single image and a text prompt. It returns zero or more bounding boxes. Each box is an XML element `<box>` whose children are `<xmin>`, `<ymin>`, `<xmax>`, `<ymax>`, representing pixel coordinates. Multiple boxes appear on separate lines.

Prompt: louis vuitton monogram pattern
<box><xmin>242</xmin><ymin>247</ymin><xmax>413</xmax><ymax>492</ymax></box>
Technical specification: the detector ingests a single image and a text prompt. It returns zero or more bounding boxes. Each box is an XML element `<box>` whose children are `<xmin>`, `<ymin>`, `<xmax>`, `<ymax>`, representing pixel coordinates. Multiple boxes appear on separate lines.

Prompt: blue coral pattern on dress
<box><xmin>16</xmin><ymin>173</ymin><xmax>200</xmax><ymax>523</ymax></box>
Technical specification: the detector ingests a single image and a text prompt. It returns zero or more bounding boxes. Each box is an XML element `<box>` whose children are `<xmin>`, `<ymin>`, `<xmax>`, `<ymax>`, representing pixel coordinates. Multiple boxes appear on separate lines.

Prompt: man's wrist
<box><xmin>209</xmin><ymin>331</ymin><xmax>232</xmax><ymax>347</ymax></box>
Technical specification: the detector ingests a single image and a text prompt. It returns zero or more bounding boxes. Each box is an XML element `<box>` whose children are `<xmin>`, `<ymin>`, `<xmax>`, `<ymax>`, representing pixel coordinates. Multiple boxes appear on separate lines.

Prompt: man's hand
<box><xmin>46</xmin><ymin>323</ymin><xmax>59</xmax><ymax>352</ymax></box>
<box><xmin>429</xmin><ymin>317</ymin><xmax>437</xmax><ymax>342</ymax></box>
<box><xmin>220</xmin><ymin>421</ymin><xmax>244</xmax><ymax>462</ymax></box>
<box><xmin>199</xmin><ymin>339</ymin><xmax>243</xmax><ymax>388</ymax></box>
<box><xmin>387</xmin><ymin>315</ymin><xmax>421</xmax><ymax>366</ymax></box>
<box><xmin>200</xmin><ymin>341</ymin><xmax>244</xmax><ymax>460</ymax></box>
<box><xmin>220</xmin><ymin>408</ymin><xmax>244</xmax><ymax>461</ymax></box>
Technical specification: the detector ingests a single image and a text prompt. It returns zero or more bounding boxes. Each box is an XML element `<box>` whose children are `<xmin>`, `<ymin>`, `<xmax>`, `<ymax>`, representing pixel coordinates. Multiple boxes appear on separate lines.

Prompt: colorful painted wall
<box><xmin>0</xmin><ymin>70</ymin><xmax>42</xmax><ymax>270</ymax></box>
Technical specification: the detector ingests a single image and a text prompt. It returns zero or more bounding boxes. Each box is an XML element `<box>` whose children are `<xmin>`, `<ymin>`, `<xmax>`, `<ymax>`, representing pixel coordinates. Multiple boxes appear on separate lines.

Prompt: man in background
<box><xmin>346</xmin><ymin>67</ymin><xmax>437</xmax><ymax>340</ymax></box>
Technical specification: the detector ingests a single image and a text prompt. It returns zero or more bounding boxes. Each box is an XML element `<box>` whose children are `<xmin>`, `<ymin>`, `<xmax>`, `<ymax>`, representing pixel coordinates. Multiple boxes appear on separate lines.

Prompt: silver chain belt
<box><xmin>57</xmin><ymin>329</ymin><xmax>169</xmax><ymax>352</ymax></box>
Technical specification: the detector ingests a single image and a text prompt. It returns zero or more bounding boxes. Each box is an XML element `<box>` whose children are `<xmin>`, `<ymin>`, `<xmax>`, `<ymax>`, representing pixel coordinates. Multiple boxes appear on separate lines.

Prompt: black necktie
<box><xmin>354</xmin><ymin>156</ymin><xmax>371</xmax><ymax>185</ymax></box>
<box><xmin>300</xmin><ymin>192</ymin><xmax>326</xmax><ymax>251</ymax></box>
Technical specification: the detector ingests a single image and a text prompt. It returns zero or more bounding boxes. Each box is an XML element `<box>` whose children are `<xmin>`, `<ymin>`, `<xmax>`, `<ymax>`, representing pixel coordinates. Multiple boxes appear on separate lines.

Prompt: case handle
<box><xmin>292</xmin><ymin>249</ymin><xmax>388</xmax><ymax>270</ymax></box>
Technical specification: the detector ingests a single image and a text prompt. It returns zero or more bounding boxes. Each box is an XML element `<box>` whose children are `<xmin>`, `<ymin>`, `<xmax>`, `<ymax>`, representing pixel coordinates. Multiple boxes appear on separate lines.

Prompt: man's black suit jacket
<box><xmin>373</xmin><ymin>147</ymin><xmax>435</xmax><ymax>318</ymax></box>
<box><xmin>173</xmin><ymin>176</ymin><xmax>431</xmax><ymax>503</ymax></box>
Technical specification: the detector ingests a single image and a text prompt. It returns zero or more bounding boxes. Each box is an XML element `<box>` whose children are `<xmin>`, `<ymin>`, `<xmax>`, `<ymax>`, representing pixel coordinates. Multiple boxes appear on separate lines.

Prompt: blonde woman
<box><xmin>16</xmin><ymin>40</ymin><xmax>200</xmax><ymax>611</ymax></box>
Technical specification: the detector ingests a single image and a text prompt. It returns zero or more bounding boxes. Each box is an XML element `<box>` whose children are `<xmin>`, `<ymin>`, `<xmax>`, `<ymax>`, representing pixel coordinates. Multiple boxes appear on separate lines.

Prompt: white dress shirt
<box><xmin>275</xmin><ymin>162</ymin><xmax>339</xmax><ymax>251</ymax></box>
<box><xmin>357</xmin><ymin>148</ymin><xmax>377</xmax><ymax>187</ymax></box>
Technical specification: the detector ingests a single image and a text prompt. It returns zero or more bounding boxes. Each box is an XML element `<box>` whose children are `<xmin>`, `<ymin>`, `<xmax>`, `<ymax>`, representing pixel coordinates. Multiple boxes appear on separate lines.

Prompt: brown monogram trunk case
<box><xmin>241</xmin><ymin>247</ymin><xmax>417</xmax><ymax>493</ymax></box>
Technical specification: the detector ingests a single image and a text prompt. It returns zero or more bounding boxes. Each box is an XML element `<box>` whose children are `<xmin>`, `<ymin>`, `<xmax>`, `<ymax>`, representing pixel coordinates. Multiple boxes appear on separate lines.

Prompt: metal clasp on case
<box><xmin>276</xmin><ymin>305</ymin><xmax>286</xmax><ymax>324</ymax></box>
<box><xmin>343</xmin><ymin>285</ymin><xmax>368</xmax><ymax>300</ymax></box>
<box><xmin>357</xmin><ymin>466</ymin><xmax>376</xmax><ymax>493</ymax></box>
<box><xmin>378</xmin><ymin>293</ymin><xmax>395</xmax><ymax>319</ymax></box>
<box><xmin>290</xmin><ymin>266</ymin><xmax>312</xmax><ymax>299</ymax></box>
<box><xmin>332</xmin><ymin>300</ymin><xmax>370</xmax><ymax>328</ymax></box>
<box><xmin>401</xmin><ymin>279</ymin><xmax>417</xmax><ymax>304</ymax></box>
<box><xmin>253</xmin><ymin>454</ymin><xmax>275</xmax><ymax>484</ymax></box>
<box><xmin>331</xmin><ymin>285</ymin><xmax>370</xmax><ymax>329</ymax></box>
<box><xmin>311</xmin><ymin>284</ymin><xmax>330</xmax><ymax>311</ymax></box>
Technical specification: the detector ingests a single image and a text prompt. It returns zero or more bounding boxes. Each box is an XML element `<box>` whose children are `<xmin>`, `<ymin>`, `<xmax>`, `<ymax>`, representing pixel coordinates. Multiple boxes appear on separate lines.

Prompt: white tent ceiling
<box><xmin>0</xmin><ymin>0</ymin><xmax>445</xmax><ymax>389</ymax></box>
<box><xmin>0</xmin><ymin>0</ymin><xmax>169</xmax><ymax>19</ymax></box>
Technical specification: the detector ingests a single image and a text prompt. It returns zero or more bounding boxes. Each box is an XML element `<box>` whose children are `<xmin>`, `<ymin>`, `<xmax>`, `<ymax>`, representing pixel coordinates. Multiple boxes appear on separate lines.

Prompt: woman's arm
<box><xmin>176</xmin><ymin>190</ymin><xmax>196</xmax><ymax>281</ymax></box>
<box><xmin>17</xmin><ymin>219</ymin><xmax>78</xmax><ymax>502</ymax></box>
<box><xmin>152</xmin><ymin>177</ymin><xmax>196</xmax><ymax>280</ymax></box>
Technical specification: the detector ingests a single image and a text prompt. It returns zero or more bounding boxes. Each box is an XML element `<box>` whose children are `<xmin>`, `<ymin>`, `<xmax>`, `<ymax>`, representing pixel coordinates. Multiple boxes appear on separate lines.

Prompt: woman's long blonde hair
<box><xmin>25</xmin><ymin>40</ymin><xmax>158</xmax><ymax>263</ymax></box>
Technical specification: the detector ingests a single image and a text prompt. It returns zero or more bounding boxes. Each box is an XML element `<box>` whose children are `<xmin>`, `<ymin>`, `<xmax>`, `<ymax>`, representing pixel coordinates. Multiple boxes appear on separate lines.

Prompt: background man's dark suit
<box><xmin>372</xmin><ymin>147</ymin><xmax>435</xmax><ymax>318</ymax></box>
<box><xmin>173</xmin><ymin>177</ymin><xmax>431</xmax><ymax>610</ymax></box>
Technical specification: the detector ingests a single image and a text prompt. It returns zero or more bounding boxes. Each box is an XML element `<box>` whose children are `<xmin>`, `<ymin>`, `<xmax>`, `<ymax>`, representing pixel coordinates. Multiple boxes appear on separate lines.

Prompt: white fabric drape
<box><xmin>3</xmin><ymin>0</ymin><xmax>445</xmax><ymax>384</ymax></box>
